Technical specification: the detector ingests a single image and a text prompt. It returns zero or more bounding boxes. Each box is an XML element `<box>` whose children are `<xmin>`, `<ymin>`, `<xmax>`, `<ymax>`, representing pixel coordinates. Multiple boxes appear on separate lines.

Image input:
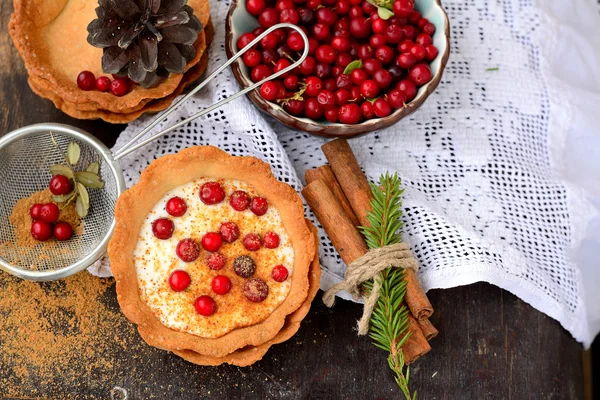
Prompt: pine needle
<box><xmin>359</xmin><ymin>173</ymin><xmax>414</xmax><ymax>399</ymax></box>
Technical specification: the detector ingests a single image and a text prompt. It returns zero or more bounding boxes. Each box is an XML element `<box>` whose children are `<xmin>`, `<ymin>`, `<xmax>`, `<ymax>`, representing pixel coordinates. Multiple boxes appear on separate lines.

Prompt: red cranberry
<box><xmin>401</xmin><ymin>25</ymin><xmax>417</xmax><ymax>40</ymax></box>
<box><xmin>324</xmin><ymin>106</ymin><xmax>339</xmax><ymax>122</ymax></box>
<box><xmin>388</xmin><ymin>89</ymin><xmax>407</xmax><ymax>108</ymax></box>
<box><xmin>332</xmin><ymin>65</ymin><xmax>343</xmax><ymax>76</ymax></box>
<box><xmin>312</xmin><ymin>23</ymin><xmax>330</xmax><ymax>41</ymax></box>
<box><xmin>397</xmin><ymin>78</ymin><xmax>417</xmax><ymax>100</ymax></box>
<box><xmin>373</xmin><ymin>98</ymin><xmax>392</xmax><ymax>117</ymax></box>
<box><xmin>361</xmin><ymin>101</ymin><xmax>375</xmax><ymax>119</ymax></box>
<box><xmin>360</xmin><ymin>79</ymin><xmax>379</xmax><ymax>98</ymax></box>
<box><xmin>200</xmin><ymin>181</ymin><xmax>225</xmax><ymax>205</ymax></box>
<box><xmin>258</xmin><ymin>7</ymin><xmax>280</xmax><ymax>28</ymax></box>
<box><xmin>287</xmin><ymin>32</ymin><xmax>305</xmax><ymax>52</ymax></box>
<box><xmin>280</xmin><ymin>8</ymin><xmax>300</xmax><ymax>24</ymax></box>
<box><xmin>317</xmin><ymin>90</ymin><xmax>336</xmax><ymax>109</ymax></box>
<box><xmin>260</xmin><ymin>81</ymin><xmax>280</xmax><ymax>101</ymax></box>
<box><xmin>29</xmin><ymin>203</ymin><xmax>43</xmax><ymax>220</ymax></box>
<box><xmin>77</xmin><ymin>71</ymin><xmax>96</xmax><ymax>91</ymax></box>
<box><xmin>176</xmin><ymin>238</ymin><xmax>200</xmax><ymax>262</ymax></box>
<box><xmin>194</xmin><ymin>296</ymin><xmax>216</xmax><ymax>316</ymax></box>
<box><xmin>350</xmin><ymin>68</ymin><xmax>368</xmax><ymax>85</ymax></box>
<box><xmin>372</xmin><ymin>18</ymin><xmax>388</xmax><ymax>34</ymax></box>
<box><xmin>260</xmin><ymin>32</ymin><xmax>279</xmax><ymax>50</ymax></box>
<box><xmin>425</xmin><ymin>44</ymin><xmax>439</xmax><ymax>61</ymax></box>
<box><xmin>283</xmin><ymin>75</ymin><xmax>300</xmax><ymax>90</ymax></box>
<box><xmin>250</xmin><ymin>197</ymin><xmax>269</xmax><ymax>216</ymax></box>
<box><xmin>331</xmin><ymin>36</ymin><xmax>351</xmax><ymax>53</ymax></box>
<box><xmin>246</xmin><ymin>0</ymin><xmax>267</xmax><ymax>16</ymax></box>
<box><xmin>349</xmin><ymin>5</ymin><xmax>363</xmax><ymax>18</ymax></box>
<box><xmin>393</xmin><ymin>0</ymin><xmax>414</xmax><ymax>17</ymax></box>
<box><xmin>375</xmin><ymin>45</ymin><xmax>394</xmax><ymax>65</ymax></box>
<box><xmin>336</xmin><ymin>0</ymin><xmax>351</xmax><ymax>14</ymax></box>
<box><xmin>243</xmin><ymin>278</ymin><xmax>269</xmax><ymax>302</ymax></box>
<box><xmin>31</xmin><ymin>220</ymin><xmax>52</xmax><ymax>241</ymax></box>
<box><xmin>220</xmin><ymin>220</ymin><xmax>241</xmax><ymax>243</ymax></box>
<box><xmin>370</xmin><ymin>34</ymin><xmax>387</xmax><ymax>49</ymax></box>
<box><xmin>272</xmin><ymin>265</ymin><xmax>289</xmax><ymax>282</ymax></box>
<box><xmin>416</xmin><ymin>33</ymin><xmax>433</xmax><ymax>46</ymax></box>
<box><xmin>169</xmin><ymin>270</ymin><xmax>191</xmax><ymax>292</ymax></box>
<box><xmin>422</xmin><ymin>22</ymin><xmax>436</xmax><ymax>36</ymax></box>
<box><xmin>315</xmin><ymin>63</ymin><xmax>332</xmax><ymax>79</ymax></box>
<box><xmin>349</xmin><ymin>0</ymin><xmax>361</xmax><ymax>4</ymax></box>
<box><xmin>110</xmin><ymin>78</ymin><xmax>129</xmax><ymax>96</ymax></box>
<box><xmin>298</xmin><ymin>7</ymin><xmax>316</xmax><ymax>25</ymax></box>
<box><xmin>251</xmin><ymin>65</ymin><xmax>273</xmax><ymax>82</ymax></box>
<box><xmin>316</xmin><ymin>45</ymin><xmax>337</xmax><ymax>64</ymax></box>
<box><xmin>49</xmin><ymin>174</ymin><xmax>71</xmax><ymax>195</ymax></box>
<box><xmin>358</xmin><ymin>44</ymin><xmax>374</xmax><ymax>60</ymax></box>
<box><xmin>339</xmin><ymin>103</ymin><xmax>361</xmax><ymax>123</ymax></box>
<box><xmin>243</xmin><ymin>233</ymin><xmax>263</xmax><ymax>251</ymax></box>
<box><xmin>409</xmin><ymin>63</ymin><xmax>432</xmax><ymax>86</ymax></box>
<box><xmin>242</xmin><ymin>49</ymin><xmax>262</xmax><ymax>68</ymax></box>
<box><xmin>95</xmin><ymin>76</ymin><xmax>111</xmax><ymax>92</ymax></box>
<box><xmin>237</xmin><ymin>32</ymin><xmax>257</xmax><ymax>50</ymax></box>
<box><xmin>363</xmin><ymin>58</ymin><xmax>382</xmax><ymax>75</ymax></box>
<box><xmin>349</xmin><ymin>86</ymin><xmax>362</xmax><ymax>102</ymax></box>
<box><xmin>263</xmin><ymin>232</ymin><xmax>281</xmax><ymax>248</ymax></box>
<box><xmin>336</xmin><ymin>73</ymin><xmax>352</xmax><ymax>89</ymax></box>
<box><xmin>252</xmin><ymin>27</ymin><xmax>265</xmax><ymax>36</ymax></box>
<box><xmin>324</xmin><ymin>78</ymin><xmax>337</xmax><ymax>92</ymax></box>
<box><xmin>285</xmin><ymin>99</ymin><xmax>305</xmax><ymax>116</ymax></box>
<box><xmin>410</xmin><ymin>44</ymin><xmax>426</xmax><ymax>62</ymax></box>
<box><xmin>397</xmin><ymin>52</ymin><xmax>417</xmax><ymax>68</ymax></box>
<box><xmin>152</xmin><ymin>218</ymin><xmax>174</xmax><ymax>240</ymax></box>
<box><xmin>207</xmin><ymin>252</ymin><xmax>226</xmax><ymax>270</ymax></box>
<box><xmin>201</xmin><ymin>232</ymin><xmax>222</xmax><ymax>252</ymax></box>
<box><xmin>298</xmin><ymin>56</ymin><xmax>317</xmax><ymax>75</ymax></box>
<box><xmin>385</xmin><ymin>25</ymin><xmax>404</xmax><ymax>44</ymax></box>
<box><xmin>335</xmin><ymin>88</ymin><xmax>350</xmax><ymax>105</ymax></box>
<box><xmin>408</xmin><ymin>9</ymin><xmax>421</xmax><ymax>23</ymax></box>
<box><xmin>212</xmin><ymin>275</ymin><xmax>232</xmax><ymax>295</ymax></box>
<box><xmin>276</xmin><ymin>0</ymin><xmax>295</xmax><ymax>11</ymax></box>
<box><xmin>373</xmin><ymin>69</ymin><xmax>393</xmax><ymax>88</ymax></box>
<box><xmin>305</xmin><ymin>76</ymin><xmax>323</xmax><ymax>97</ymax></box>
<box><xmin>261</xmin><ymin>49</ymin><xmax>277</xmax><ymax>65</ymax></box>
<box><xmin>388</xmin><ymin>65</ymin><xmax>404</xmax><ymax>83</ymax></box>
<box><xmin>39</xmin><ymin>203</ymin><xmax>59</xmax><ymax>223</ymax></box>
<box><xmin>305</xmin><ymin>97</ymin><xmax>324</xmax><ymax>119</ymax></box>
<box><xmin>349</xmin><ymin>16</ymin><xmax>371</xmax><ymax>39</ymax></box>
<box><xmin>229</xmin><ymin>190</ymin><xmax>251</xmax><ymax>211</ymax></box>
<box><xmin>317</xmin><ymin>8</ymin><xmax>338</xmax><ymax>25</ymax></box>
<box><xmin>398</xmin><ymin>39</ymin><xmax>413</xmax><ymax>53</ymax></box>
<box><xmin>362</xmin><ymin>1</ymin><xmax>377</xmax><ymax>14</ymax></box>
<box><xmin>418</xmin><ymin>17</ymin><xmax>429</xmax><ymax>29</ymax></box>
<box><xmin>166</xmin><ymin>197</ymin><xmax>187</xmax><ymax>217</ymax></box>
<box><xmin>54</xmin><ymin>223</ymin><xmax>73</xmax><ymax>241</ymax></box>
<box><xmin>306</xmin><ymin>0</ymin><xmax>322</xmax><ymax>9</ymax></box>
<box><xmin>335</xmin><ymin>53</ymin><xmax>352</xmax><ymax>68</ymax></box>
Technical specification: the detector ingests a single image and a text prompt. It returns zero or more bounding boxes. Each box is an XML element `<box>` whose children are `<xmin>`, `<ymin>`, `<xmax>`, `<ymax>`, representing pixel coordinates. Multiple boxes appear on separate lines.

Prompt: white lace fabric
<box><xmin>89</xmin><ymin>0</ymin><xmax>600</xmax><ymax>347</ymax></box>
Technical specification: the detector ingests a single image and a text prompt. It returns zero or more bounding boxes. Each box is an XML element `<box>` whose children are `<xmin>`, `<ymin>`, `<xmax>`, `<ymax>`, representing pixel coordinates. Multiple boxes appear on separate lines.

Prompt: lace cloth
<box><xmin>88</xmin><ymin>0</ymin><xmax>600</xmax><ymax>347</ymax></box>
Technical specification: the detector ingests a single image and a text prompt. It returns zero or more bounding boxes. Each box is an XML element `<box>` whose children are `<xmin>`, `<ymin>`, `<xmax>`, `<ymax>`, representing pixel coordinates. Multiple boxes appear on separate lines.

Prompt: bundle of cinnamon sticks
<box><xmin>302</xmin><ymin>138</ymin><xmax>437</xmax><ymax>364</ymax></box>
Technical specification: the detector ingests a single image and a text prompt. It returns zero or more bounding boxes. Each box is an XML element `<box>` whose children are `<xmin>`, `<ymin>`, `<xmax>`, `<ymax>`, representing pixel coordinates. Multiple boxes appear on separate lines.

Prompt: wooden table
<box><xmin>0</xmin><ymin>2</ymin><xmax>587</xmax><ymax>399</ymax></box>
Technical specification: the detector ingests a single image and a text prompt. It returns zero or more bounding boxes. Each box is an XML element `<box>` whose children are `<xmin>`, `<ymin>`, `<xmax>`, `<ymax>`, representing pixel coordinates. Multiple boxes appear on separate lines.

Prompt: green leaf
<box><xmin>49</xmin><ymin>164</ymin><xmax>74</xmax><ymax>179</ymax></box>
<box><xmin>86</xmin><ymin>162</ymin><xmax>100</xmax><ymax>174</ymax></box>
<box><xmin>343</xmin><ymin>59</ymin><xmax>363</xmax><ymax>75</ymax></box>
<box><xmin>52</xmin><ymin>192</ymin><xmax>74</xmax><ymax>203</ymax></box>
<box><xmin>486</xmin><ymin>67</ymin><xmax>499</xmax><ymax>71</ymax></box>
<box><xmin>76</xmin><ymin>183</ymin><xmax>89</xmax><ymax>218</ymax></box>
<box><xmin>75</xmin><ymin>171</ymin><xmax>105</xmax><ymax>189</ymax></box>
<box><xmin>67</xmin><ymin>142</ymin><xmax>81</xmax><ymax>165</ymax></box>
<box><xmin>378</xmin><ymin>7</ymin><xmax>394</xmax><ymax>19</ymax></box>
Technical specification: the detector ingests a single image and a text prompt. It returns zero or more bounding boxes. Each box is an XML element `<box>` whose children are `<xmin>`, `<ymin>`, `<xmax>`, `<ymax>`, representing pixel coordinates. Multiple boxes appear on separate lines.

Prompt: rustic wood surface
<box><xmin>0</xmin><ymin>2</ymin><xmax>590</xmax><ymax>399</ymax></box>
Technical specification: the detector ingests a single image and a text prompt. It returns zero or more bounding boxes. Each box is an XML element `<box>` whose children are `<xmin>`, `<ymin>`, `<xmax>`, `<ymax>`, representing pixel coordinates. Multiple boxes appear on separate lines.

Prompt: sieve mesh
<box><xmin>0</xmin><ymin>130</ymin><xmax>120</xmax><ymax>273</ymax></box>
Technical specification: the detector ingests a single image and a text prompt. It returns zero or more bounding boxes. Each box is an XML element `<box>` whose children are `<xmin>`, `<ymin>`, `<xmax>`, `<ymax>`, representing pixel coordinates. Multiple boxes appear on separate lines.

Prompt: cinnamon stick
<box><xmin>321</xmin><ymin>139</ymin><xmax>373</xmax><ymax>227</ymax></box>
<box><xmin>321</xmin><ymin>138</ymin><xmax>434</xmax><ymax>322</ymax></box>
<box><xmin>417</xmin><ymin>318</ymin><xmax>438</xmax><ymax>341</ymax></box>
<box><xmin>403</xmin><ymin>314</ymin><xmax>431</xmax><ymax>364</ymax></box>
<box><xmin>305</xmin><ymin>165</ymin><xmax>361</xmax><ymax>227</ymax></box>
<box><xmin>404</xmin><ymin>269</ymin><xmax>433</xmax><ymax>321</ymax></box>
<box><xmin>302</xmin><ymin>180</ymin><xmax>368</xmax><ymax>265</ymax></box>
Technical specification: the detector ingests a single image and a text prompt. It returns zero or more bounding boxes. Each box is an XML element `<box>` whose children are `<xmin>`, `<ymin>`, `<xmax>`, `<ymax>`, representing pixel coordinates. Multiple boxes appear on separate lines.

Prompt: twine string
<box><xmin>322</xmin><ymin>243</ymin><xmax>418</xmax><ymax>335</ymax></box>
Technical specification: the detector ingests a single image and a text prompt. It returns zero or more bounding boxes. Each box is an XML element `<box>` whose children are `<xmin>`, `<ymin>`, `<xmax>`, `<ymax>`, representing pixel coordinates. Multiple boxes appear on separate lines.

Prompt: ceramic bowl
<box><xmin>225</xmin><ymin>0</ymin><xmax>450</xmax><ymax>138</ymax></box>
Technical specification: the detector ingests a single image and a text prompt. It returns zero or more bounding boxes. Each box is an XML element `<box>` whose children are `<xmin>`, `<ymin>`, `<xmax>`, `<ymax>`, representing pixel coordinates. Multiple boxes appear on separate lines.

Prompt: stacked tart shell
<box><xmin>9</xmin><ymin>0</ymin><xmax>212</xmax><ymax>123</ymax></box>
<box><xmin>108</xmin><ymin>147</ymin><xmax>320</xmax><ymax>366</ymax></box>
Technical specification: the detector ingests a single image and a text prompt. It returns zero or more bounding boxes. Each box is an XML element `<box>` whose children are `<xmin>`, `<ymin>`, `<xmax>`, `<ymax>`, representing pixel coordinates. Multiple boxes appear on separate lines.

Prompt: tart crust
<box><xmin>27</xmin><ymin>33</ymin><xmax>211</xmax><ymax>123</ymax></box>
<box><xmin>172</xmin><ymin>220</ymin><xmax>321</xmax><ymax>366</ymax></box>
<box><xmin>9</xmin><ymin>0</ymin><xmax>211</xmax><ymax>111</ymax></box>
<box><xmin>109</xmin><ymin>146</ymin><xmax>315</xmax><ymax>357</ymax></box>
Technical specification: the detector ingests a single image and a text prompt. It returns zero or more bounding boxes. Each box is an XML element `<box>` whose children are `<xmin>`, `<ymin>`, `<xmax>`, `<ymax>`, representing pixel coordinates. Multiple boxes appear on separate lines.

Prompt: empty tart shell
<box><xmin>9</xmin><ymin>0</ymin><xmax>211</xmax><ymax>112</ymax></box>
<box><xmin>108</xmin><ymin>146</ymin><xmax>316</xmax><ymax>358</ymax></box>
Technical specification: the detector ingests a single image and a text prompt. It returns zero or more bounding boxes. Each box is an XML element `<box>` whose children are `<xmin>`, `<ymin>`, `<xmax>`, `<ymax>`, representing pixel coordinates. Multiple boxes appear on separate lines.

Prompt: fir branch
<box><xmin>360</xmin><ymin>173</ymin><xmax>414</xmax><ymax>399</ymax></box>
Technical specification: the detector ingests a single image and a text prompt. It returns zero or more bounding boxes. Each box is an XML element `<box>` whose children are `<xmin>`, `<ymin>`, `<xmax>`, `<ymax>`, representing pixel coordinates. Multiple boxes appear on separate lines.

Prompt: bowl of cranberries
<box><xmin>226</xmin><ymin>0</ymin><xmax>449</xmax><ymax>137</ymax></box>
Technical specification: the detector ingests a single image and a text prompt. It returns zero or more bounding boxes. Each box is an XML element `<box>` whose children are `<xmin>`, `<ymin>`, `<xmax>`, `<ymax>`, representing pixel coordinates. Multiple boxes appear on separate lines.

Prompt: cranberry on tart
<box><xmin>109</xmin><ymin>146</ymin><xmax>316</xmax><ymax>359</ymax></box>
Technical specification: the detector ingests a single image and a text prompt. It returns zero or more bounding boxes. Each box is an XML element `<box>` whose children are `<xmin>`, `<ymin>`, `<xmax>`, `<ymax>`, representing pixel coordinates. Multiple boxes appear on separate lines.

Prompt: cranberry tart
<box><xmin>109</xmin><ymin>146</ymin><xmax>317</xmax><ymax>360</ymax></box>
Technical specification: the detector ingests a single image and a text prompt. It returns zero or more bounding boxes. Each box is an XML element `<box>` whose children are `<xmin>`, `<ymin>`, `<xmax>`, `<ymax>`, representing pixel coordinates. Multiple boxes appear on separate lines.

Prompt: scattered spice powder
<box><xmin>0</xmin><ymin>272</ymin><xmax>140</xmax><ymax>398</ymax></box>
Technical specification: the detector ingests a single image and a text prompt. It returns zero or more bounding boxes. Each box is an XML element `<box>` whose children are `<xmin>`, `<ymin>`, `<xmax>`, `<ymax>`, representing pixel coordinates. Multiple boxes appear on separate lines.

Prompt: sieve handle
<box><xmin>113</xmin><ymin>23</ymin><xmax>309</xmax><ymax>161</ymax></box>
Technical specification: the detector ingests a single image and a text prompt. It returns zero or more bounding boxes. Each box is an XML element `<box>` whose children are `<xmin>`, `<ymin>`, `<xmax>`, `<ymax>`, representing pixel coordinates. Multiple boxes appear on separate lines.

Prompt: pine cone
<box><xmin>87</xmin><ymin>0</ymin><xmax>203</xmax><ymax>88</ymax></box>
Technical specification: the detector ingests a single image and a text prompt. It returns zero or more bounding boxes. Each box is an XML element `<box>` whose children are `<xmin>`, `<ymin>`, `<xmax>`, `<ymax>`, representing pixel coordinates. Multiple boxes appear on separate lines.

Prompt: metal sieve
<box><xmin>0</xmin><ymin>23</ymin><xmax>308</xmax><ymax>281</ymax></box>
